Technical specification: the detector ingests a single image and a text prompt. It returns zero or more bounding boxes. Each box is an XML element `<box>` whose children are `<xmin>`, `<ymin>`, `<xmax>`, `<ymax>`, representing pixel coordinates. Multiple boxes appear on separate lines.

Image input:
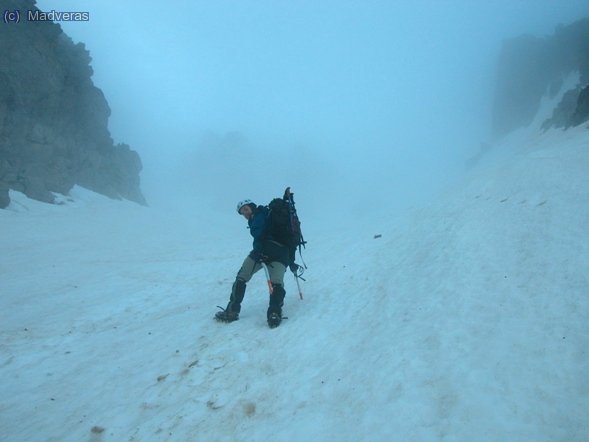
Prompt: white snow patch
<box><xmin>1</xmin><ymin>127</ymin><xmax>588</xmax><ymax>441</ymax></box>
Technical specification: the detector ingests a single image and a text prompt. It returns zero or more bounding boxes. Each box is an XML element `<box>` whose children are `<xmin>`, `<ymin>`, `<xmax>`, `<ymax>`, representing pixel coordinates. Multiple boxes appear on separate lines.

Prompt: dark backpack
<box><xmin>266</xmin><ymin>188</ymin><xmax>306</xmax><ymax>253</ymax></box>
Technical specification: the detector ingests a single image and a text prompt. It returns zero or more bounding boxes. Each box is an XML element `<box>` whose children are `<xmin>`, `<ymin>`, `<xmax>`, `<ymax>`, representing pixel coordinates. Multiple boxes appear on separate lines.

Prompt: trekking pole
<box><xmin>260</xmin><ymin>262</ymin><xmax>273</xmax><ymax>295</ymax></box>
<box><xmin>294</xmin><ymin>273</ymin><xmax>304</xmax><ymax>300</ymax></box>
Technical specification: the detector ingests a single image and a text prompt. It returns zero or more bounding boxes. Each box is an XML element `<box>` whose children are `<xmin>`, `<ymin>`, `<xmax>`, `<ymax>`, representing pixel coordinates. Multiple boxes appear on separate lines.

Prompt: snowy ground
<box><xmin>1</xmin><ymin>124</ymin><xmax>588</xmax><ymax>442</ymax></box>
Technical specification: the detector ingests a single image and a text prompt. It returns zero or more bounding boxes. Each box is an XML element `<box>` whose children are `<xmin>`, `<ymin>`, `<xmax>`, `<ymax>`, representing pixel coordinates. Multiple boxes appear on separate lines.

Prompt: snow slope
<box><xmin>1</xmin><ymin>124</ymin><xmax>588</xmax><ymax>442</ymax></box>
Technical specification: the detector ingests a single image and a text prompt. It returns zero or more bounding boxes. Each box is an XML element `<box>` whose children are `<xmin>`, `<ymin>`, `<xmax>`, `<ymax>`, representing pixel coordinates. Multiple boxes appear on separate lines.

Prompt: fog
<box><xmin>36</xmin><ymin>0</ymin><xmax>589</xmax><ymax>219</ymax></box>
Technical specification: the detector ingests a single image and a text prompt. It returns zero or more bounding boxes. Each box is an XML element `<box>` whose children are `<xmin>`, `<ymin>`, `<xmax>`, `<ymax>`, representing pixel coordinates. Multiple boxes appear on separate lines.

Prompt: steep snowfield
<box><xmin>1</xmin><ymin>124</ymin><xmax>588</xmax><ymax>442</ymax></box>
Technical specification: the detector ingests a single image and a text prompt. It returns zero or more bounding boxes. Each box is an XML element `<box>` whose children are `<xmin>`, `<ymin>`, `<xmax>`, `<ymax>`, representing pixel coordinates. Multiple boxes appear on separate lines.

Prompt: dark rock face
<box><xmin>0</xmin><ymin>0</ymin><xmax>146</xmax><ymax>208</ymax></box>
<box><xmin>492</xmin><ymin>18</ymin><xmax>589</xmax><ymax>137</ymax></box>
<box><xmin>570</xmin><ymin>84</ymin><xmax>589</xmax><ymax>127</ymax></box>
<box><xmin>542</xmin><ymin>84</ymin><xmax>589</xmax><ymax>129</ymax></box>
<box><xmin>0</xmin><ymin>181</ymin><xmax>9</xmax><ymax>208</ymax></box>
<box><xmin>541</xmin><ymin>86</ymin><xmax>583</xmax><ymax>130</ymax></box>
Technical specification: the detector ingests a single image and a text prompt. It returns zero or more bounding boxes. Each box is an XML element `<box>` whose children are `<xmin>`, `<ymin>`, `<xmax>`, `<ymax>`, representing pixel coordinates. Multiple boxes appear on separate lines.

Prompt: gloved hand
<box><xmin>250</xmin><ymin>250</ymin><xmax>268</xmax><ymax>263</ymax></box>
<box><xmin>289</xmin><ymin>262</ymin><xmax>300</xmax><ymax>273</ymax></box>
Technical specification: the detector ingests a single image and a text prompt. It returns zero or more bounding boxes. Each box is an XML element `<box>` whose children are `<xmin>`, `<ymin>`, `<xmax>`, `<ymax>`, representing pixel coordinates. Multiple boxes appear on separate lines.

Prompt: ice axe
<box><xmin>261</xmin><ymin>262</ymin><xmax>273</xmax><ymax>295</ymax></box>
<box><xmin>294</xmin><ymin>273</ymin><xmax>304</xmax><ymax>300</ymax></box>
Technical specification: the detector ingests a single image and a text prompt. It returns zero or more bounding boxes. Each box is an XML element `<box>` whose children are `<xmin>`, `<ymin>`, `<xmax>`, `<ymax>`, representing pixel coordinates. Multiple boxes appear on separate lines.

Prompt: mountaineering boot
<box><xmin>267</xmin><ymin>312</ymin><xmax>282</xmax><ymax>328</ymax></box>
<box><xmin>267</xmin><ymin>283</ymin><xmax>285</xmax><ymax>328</ymax></box>
<box><xmin>214</xmin><ymin>307</ymin><xmax>239</xmax><ymax>323</ymax></box>
<box><xmin>214</xmin><ymin>278</ymin><xmax>246</xmax><ymax>323</ymax></box>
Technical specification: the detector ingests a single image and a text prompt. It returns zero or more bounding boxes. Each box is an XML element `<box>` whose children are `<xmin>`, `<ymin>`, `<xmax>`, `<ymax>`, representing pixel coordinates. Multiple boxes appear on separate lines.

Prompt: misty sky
<box><xmin>34</xmin><ymin>0</ymin><xmax>589</xmax><ymax>211</ymax></box>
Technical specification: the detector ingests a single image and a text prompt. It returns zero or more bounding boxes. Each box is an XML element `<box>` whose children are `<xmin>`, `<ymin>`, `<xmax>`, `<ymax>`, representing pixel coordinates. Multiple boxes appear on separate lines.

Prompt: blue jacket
<box><xmin>248</xmin><ymin>206</ymin><xmax>269</xmax><ymax>253</ymax></box>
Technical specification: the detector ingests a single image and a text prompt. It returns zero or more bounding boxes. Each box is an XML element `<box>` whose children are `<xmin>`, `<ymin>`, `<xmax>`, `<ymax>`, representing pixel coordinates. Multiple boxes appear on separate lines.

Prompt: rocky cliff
<box><xmin>492</xmin><ymin>18</ymin><xmax>589</xmax><ymax>138</ymax></box>
<box><xmin>0</xmin><ymin>0</ymin><xmax>145</xmax><ymax>208</ymax></box>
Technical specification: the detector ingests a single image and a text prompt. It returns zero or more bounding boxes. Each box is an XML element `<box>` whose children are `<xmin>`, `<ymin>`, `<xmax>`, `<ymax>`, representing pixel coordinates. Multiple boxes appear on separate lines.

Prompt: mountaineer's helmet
<box><xmin>236</xmin><ymin>199</ymin><xmax>254</xmax><ymax>214</ymax></box>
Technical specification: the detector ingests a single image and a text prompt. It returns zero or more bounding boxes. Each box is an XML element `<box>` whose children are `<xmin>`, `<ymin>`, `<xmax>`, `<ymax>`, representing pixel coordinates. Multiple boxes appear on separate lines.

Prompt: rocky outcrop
<box><xmin>570</xmin><ymin>84</ymin><xmax>589</xmax><ymax>127</ymax></box>
<box><xmin>541</xmin><ymin>85</ymin><xmax>583</xmax><ymax>130</ymax></box>
<box><xmin>541</xmin><ymin>83</ymin><xmax>589</xmax><ymax>130</ymax></box>
<box><xmin>493</xmin><ymin>18</ymin><xmax>589</xmax><ymax>137</ymax></box>
<box><xmin>0</xmin><ymin>0</ymin><xmax>145</xmax><ymax>208</ymax></box>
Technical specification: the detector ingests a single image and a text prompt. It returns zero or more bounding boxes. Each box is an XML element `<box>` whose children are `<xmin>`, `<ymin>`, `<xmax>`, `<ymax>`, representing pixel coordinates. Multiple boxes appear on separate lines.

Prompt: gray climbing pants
<box><xmin>237</xmin><ymin>256</ymin><xmax>286</xmax><ymax>285</ymax></box>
